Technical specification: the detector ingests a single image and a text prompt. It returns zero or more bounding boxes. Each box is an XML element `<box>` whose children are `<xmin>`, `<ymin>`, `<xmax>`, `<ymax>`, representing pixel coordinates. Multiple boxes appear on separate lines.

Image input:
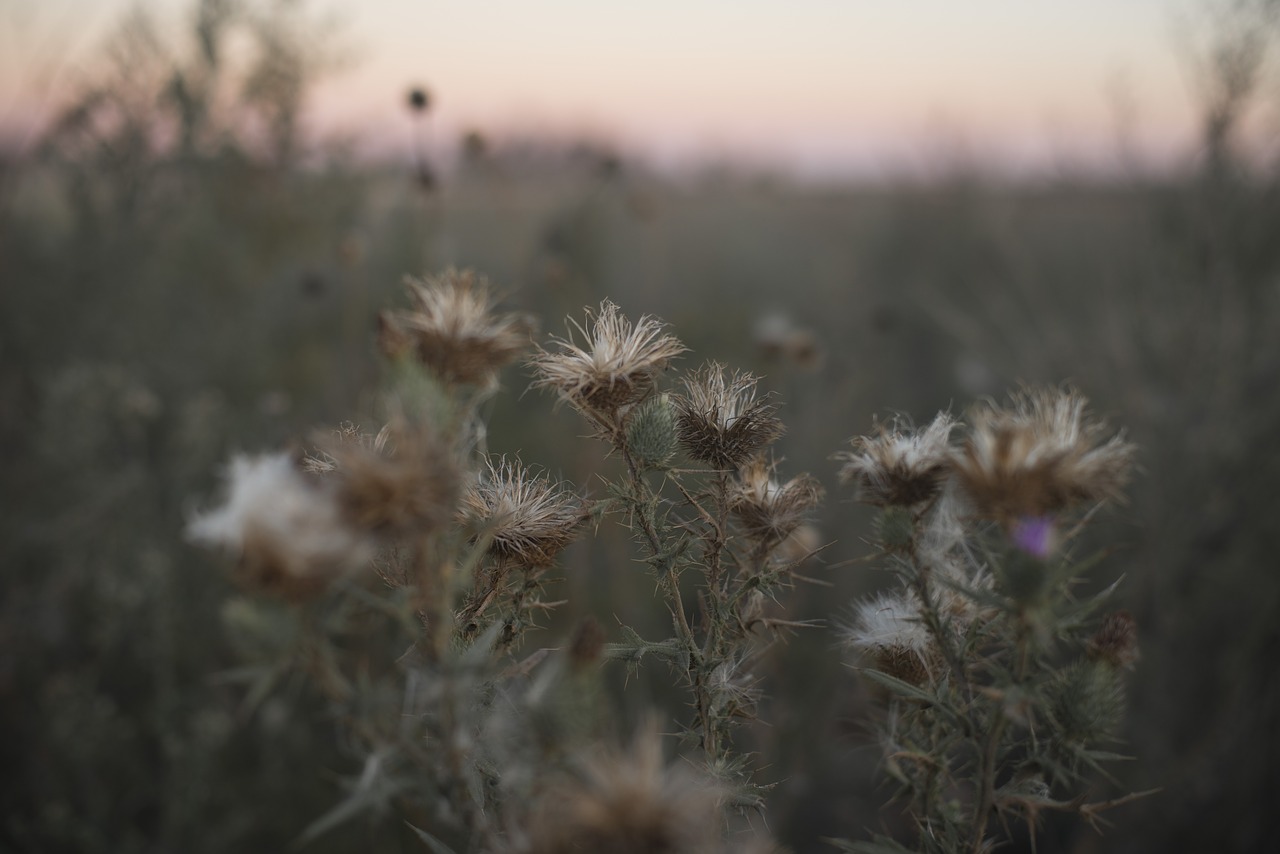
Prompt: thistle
<box><xmin>730</xmin><ymin>456</ymin><xmax>823</xmax><ymax>547</ymax></box>
<box><xmin>835</xmin><ymin>412</ymin><xmax>955</xmax><ymax>507</ymax></box>
<box><xmin>460</xmin><ymin>456</ymin><xmax>587</xmax><ymax>568</ymax></box>
<box><xmin>674</xmin><ymin>362</ymin><xmax>785</xmax><ymax>469</ymax></box>
<box><xmin>952</xmin><ymin>387</ymin><xmax>1134</xmax><ymax>524</ymax></box>
<box><xmin>529</xmin><ymin>300</ymin><xmax>686</xmax><ymax>419</ymax></box>
<box><xmin>842</xmin><ymin>591</ymin><xmax>937</xmax><ymax>686</ymax></box>
<box><xmin>380</xmin><ymin>268</ymin><xmax>534</xmax><ymax>388</ymax></box>
<box><xmin>187</xmin><ymin>453</ymin><xmax>373</xmax><ymax>601</ymax></box>
<box><xmin>834</xmin><ymin>387</ymin><xmax>1147</xmax><ymax>853</ymax></box>
<box><xmin>521</xmin><ymin>725</ymin><xmax>724</xmax><ymax>854</ymax></box>
<box><xmin>316</xmin><ymin>421</ymin><xmax>461</xmax><ymax>537</ymax></box>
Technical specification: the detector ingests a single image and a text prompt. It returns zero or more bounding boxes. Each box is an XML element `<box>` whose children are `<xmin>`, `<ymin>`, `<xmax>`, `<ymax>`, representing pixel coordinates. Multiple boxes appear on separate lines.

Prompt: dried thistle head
<box><xmin>317</xmin><ymin>422</ymin><xmax>460</xmax><ymax>537</ymax></box>
<box><xmin>523</xmin><ymin>725</ymin><xmax>723</xmax><ymax>854</ymax></box>
<box><xmin>1087</xmin><ymin>610</ymin><xmax>1140</xmax><ymax>670</ymax></box>
<box><xmin>380</xmin><ymin>268</ymin><xmax>534</xmax><ymax>387</ymax></box>
<box><xmin>730</xmin><ymin>457</ymin><xmax>823</xmax><ymax>547</ymax></box>
<box><xmin>302</xmin><ymin>421</ymin><xmax>385</xmax><ymax>474</ymax></box>
<box><xmin>529</xmin><ymin>300</ymin><xmax>686</xmax><ymax>416</ymax></box>
<box><xmin>187</xmin><ymin>453</ymin><xmax>372</xmax><ymax>601</ymax></box>
<box><xmin>842</xmin><ymin>592</ymin><xmax>937</xmax><ymax>687</ymax></box>
<box><xmin>675</xmin><ymin>362</ymin><xmax>785</xmax><ymax>469</ymax></box>
<box><xmin>461</xmin><ymin>457</ymin><xmax>587</xmax><ymax>567</ymax></box>
<box><xmin>952</xmin><ymin>387</ymin><xmax>1135</xmax><ymax>522</ymax></box>
<box><xmin>835</xmin><ymin>412</ymin><xmax>955</xmax><ymax>507</ymax></box>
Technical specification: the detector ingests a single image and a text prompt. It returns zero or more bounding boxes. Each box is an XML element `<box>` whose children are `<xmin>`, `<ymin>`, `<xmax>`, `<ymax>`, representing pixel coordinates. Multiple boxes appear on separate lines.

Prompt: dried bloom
<box><xmin>730</xmin><ymin>457</ymin><xmax>823</xmax><ymax>547</ymax></box>
<box><xmin>187</xmin><ymin>453</ymin><xmax>373</xmax><ymax>601</ymax></box>
<box><xmin>319</xmin><ymin>424</ymin><xmax>460</xmax><ymax>537</ymax></box>
<box><xmin>835</xmin><ymin>412</ymin><xmax>955</xmax><ymax>507</ymax></box>
<box><xmin>523</xmin><ymin>725</ymin><xmax>722</xmax><ymax>854</ymax></box>
<box><xmin>952</xmin><ymin>387</ymin><xmax>1135</xmax><ymax>522</ymax></box>
<box><xmin>461</xmin><ymin>457</ymin><xmax>587</xmax><ymax>567</ymax></box>
<box><xmin>380</xmin><ymin>268</ymin><xmax>534</xmax><ymax>387</ymax></box>
<box><xmin>529</xmin><ymin>300</ymin><xmax>686</xmax><ymax>415</ymax></box>
<box><xmin>843</xmin><ymin>592</ymin><xmax>937</xmax><ymax>686</ymax></box>
<box><xmin>302</xmin><ymin>421</ymin><xmax>385</xmax><ymax>474</ymax></box>
<box><xmin>675</xmin><ymin>362</ymin><xmax>785</xmax><ymax>469</ymax></box>
<box><xmin>1087</xmin><ymin>610</ymin><xmax>1140</xmax><ymax>670</ymax></box>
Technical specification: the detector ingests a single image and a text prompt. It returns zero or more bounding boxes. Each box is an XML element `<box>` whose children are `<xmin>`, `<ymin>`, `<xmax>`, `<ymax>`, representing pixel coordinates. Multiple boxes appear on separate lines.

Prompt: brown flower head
<box><xmin>310</xmin><ymin>422</ymin><xmax>460</xmax><ymax>537</ymax></box>
<box><xmin>1087</xmin><ymin>610</ymin><xmax>1140</xmax><ymax>670</ymax></box>
<box><xmin>380</xmin><ymin>268</ymin><xmax>534</xmax><ymax>387</ymax></box>
<box><xmin>675</xmin><ymin>362</ymin><xmax>785</xmax><ymax>469</ymax></box>
<box><xmin>187</xmin><ymin>453</ymin><xmax>373</xmax><ymax>601</ymax></box>
<box><xmin>461</xmin><ymin>457</ymin><xmax>587</xmax><ymax>567</ymax></box>
<box><xmin>836</xmin><ymin>412</ymin><xmax>956</xmax><ymax>507</ymax></box>
<box><xmin>952</xmin><ymin>387</ymin><xmax>1134</xmax><ymax>522</ymax></box>
<box><xmin>523</xmin><ymin>725</ymin><xmax>722</xmax><ymax>854</ymax></box>
<box><xmin>730</xmin><ymin>457</ymin><xmax>823</xmax><ymax>547</ymax></box>
<box><xmin>529</xmin><ymin>300</ymin><xmax>686</xmax><ymax>415</ymax></box>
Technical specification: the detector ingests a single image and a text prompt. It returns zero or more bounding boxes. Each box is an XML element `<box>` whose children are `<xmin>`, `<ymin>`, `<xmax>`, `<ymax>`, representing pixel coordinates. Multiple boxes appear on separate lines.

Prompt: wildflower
<box><xmin>1087</xmin><ymin>610</ymin><xmax>1140</xmax><ymax>670</ymax></box>
<box><xmin>187</xmin><ymin>453</ymin><xmax>372</xmax><ymax>601</ymax></box>
<box><xmin>843</xmin><ymin>592</ymin><xmax>937</xmax><ymax>686</ymax></box>
<box><xmin>523</xmin><ymin>725</ymin><xmax>723</xmax><ymax>854</ymax></box>
<box><xmin>730</xmin><ymin>457</ymin><xmax>823</xmax><ymax>547</ymax></box>
<box><xmin>529</xmin><ymin>300</ymin><xmax>686</xmax><ymax>416</ymax></box>
<box><xmin>675</xmin><ymin>362</ymin><xmax>785</xmax><ymax>469</ymax></box>
<box><xmin>461</xmin><ymin>457</ymin><xmax>587</xmax><ymax>567</ymax></box>
<box><xmin>379</xmin><ymin>268</ymin><xmax>534</xmax><ymax>387</ymax></box>
<box><xmin>952</xmin><ymin>387</ymin><xmax>1134</xmax><ymax>522</ymax></box>
<box><xmin>315</xmin><ymin>423</ymin><xmax>460</xmax><ymax>537</ymax></box>
<box><xmin>835</xmin><ymin>412</ymin><xmax>955</xmax><ymax>507</ymax></box>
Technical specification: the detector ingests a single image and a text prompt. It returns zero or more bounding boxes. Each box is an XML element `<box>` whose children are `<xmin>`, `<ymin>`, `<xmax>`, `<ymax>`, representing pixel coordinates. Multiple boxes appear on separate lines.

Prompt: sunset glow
<box><xmin>1</xmin><ymin>0</ymin><xmax>1201</xmax><ymax>176</ymax></box>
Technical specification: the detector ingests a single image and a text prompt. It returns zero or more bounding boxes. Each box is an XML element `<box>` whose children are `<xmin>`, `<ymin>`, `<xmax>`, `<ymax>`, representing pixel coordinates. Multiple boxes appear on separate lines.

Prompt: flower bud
<box><xmin>625</xmin><ymin>394</ymin><xmax>678</xmax><ymax>470</ymax></box>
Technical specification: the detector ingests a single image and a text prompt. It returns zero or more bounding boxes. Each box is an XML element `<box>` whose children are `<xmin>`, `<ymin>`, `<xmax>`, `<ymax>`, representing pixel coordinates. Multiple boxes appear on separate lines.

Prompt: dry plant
<box><xmin>189</xmin><ymin>269</ymin><xmax>1143</xmax><ymax>852</ymax></box>
<box><xmin>831</xmin><ymin>391</ymin><xmax>1150</xmax><ymax>853</ymax></box>
<box><xmin>188</xmin><ymin>269</ymin><xmax>793</xmax><ymax>852</ymax></box>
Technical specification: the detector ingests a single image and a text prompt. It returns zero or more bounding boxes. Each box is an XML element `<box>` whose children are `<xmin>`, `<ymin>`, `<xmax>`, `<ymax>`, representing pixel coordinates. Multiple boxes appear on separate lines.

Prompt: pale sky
<box><xmin>0</xmin><ymin>0</ymin><xmax>1211</xmax><ymax>177</ymax></box>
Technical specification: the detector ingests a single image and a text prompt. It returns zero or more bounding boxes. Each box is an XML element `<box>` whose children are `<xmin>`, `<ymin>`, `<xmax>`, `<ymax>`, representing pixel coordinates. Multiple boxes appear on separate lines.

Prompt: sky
<box><xmin>0</xmin><ymin>0</ymin><xmax>1213</xmax><ymax>178</ymax></box>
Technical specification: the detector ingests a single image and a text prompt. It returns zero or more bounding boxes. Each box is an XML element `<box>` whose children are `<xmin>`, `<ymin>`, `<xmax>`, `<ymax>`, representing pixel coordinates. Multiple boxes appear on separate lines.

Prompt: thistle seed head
<box><xmin>380</xmin><ymin>268</ymin><xmax>534</xmax><ymax>387</ymax></box>
<box><xmin>317</xmin><ymin>422</ymin><xmax>461</xmax><ymax>537</ymax></box>
<box><xmin>187</xmin><ymin>453</ymin><xmax>373</xmax><ymax>601</ymax></box>
<box><xmin>952</xmin><ymin>387</ymin><xmax>1135</xmax><ymax>522</ymax></box>
<box><xmin>843</xmin><ymin>592</ymin><xmax>937</xmax><ymax>686</ymax></box>
<box><xmin>529</xmin><ymin>300</ymin><xmax>686</xmax><ymax>415</ymax></box>
<box><xmin>523</xmin><ymin>725</ymin><xmax>723</xmax><ymax>854</ymax></box>
<box><xmin>674</xmin><ymin>362</ymin><xmax>785</xmax><ymax>469</ymax></box>
<box><xmin>461</xmin><ymin>457</ymin><xmax>587</xmax><ymax>567</ymax></box>
<box><xmin>835</xmin><ymin>412</ymin><xmax>955</xmax><ymax>507</ymax></box>
<box><xmin>730</xmin><ymin>457</ymin><xmax>823</xmax><ymax>547</ymax></box>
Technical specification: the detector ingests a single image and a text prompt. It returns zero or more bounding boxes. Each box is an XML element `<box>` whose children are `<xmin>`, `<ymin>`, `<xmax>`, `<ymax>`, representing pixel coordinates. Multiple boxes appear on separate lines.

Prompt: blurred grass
<box><xmin>3</xmin><ymin>2</ymin><xmax>1280</xmax><ymax>852</ymax></box>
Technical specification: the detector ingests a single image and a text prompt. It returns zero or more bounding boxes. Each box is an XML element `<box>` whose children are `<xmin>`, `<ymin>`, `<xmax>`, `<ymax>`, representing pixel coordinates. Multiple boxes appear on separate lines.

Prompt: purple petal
<box><xmin>1011</xmin><ymin>515</ymin><xmax>1056</xmax><ymax>559</ymax></box>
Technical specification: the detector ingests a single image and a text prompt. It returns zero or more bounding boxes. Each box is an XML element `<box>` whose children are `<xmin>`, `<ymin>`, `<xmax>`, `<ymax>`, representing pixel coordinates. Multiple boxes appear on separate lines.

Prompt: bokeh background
<box><xmin>3</xmin><ymin>0</ymin><xmax>1279</xmax><ymax>851</ymax></box>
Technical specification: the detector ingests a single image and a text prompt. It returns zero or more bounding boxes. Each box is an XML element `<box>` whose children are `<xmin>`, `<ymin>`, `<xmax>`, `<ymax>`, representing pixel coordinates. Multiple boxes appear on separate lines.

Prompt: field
<box><xmin>2</xmin><ymin>5</ymin><xmax>1279</xmax><ymax>852</ymax></box>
